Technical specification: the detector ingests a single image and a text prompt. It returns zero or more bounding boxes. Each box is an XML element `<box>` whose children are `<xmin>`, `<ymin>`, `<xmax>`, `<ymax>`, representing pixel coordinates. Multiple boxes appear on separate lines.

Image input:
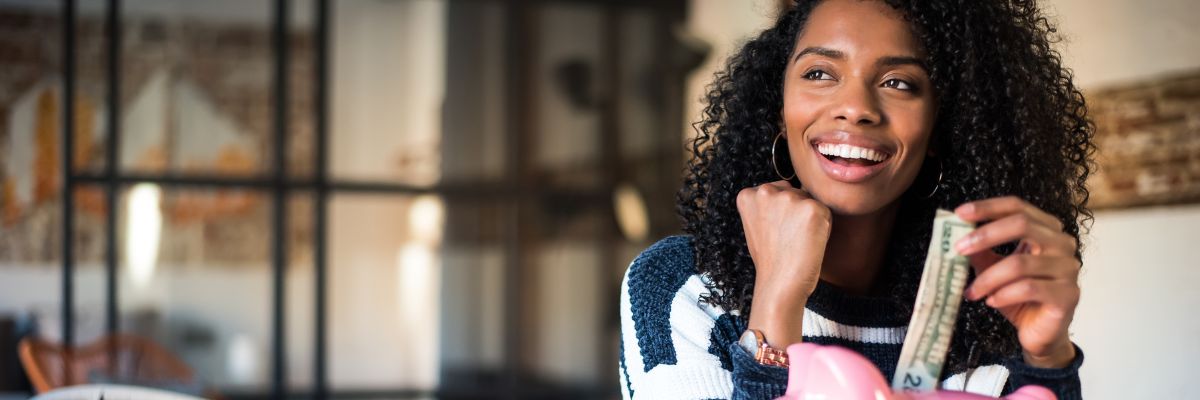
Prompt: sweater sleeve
<box><xmin>727</xmin><ymin>341</ymin><xmax>790</xmax><ymax>399</ymax></box>
<box><xmin>618</xmin><ymin>236</ymin><xmax>789</xmax><ymax>400</ymax></box>
<box><xmin>1002</xmin><ymin>343</ymin><xmax>1085</xmax><ymax>400</ymax></box>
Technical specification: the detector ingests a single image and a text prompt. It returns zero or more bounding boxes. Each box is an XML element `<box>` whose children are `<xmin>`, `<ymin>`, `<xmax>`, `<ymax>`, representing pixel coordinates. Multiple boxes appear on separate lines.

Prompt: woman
<box><xmin>618</xmin><ymin>0</ymin><xmax>1093</xmax><ymax>399</ymax></box>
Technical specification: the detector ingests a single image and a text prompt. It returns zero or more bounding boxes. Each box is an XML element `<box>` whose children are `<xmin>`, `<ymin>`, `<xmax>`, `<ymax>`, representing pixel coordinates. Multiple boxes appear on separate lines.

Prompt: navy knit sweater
<box><xmin>618</xmin><ymin>235</ymin><xmax>1083</xmax><ymax>400</ymax></box>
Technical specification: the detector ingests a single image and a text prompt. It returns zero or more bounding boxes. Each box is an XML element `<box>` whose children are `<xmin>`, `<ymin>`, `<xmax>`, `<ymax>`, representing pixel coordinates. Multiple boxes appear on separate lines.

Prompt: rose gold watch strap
<box><xmin>756</xmin><ymin>344</ymin><xmax>790</xmax><ymax>367</ymax></box>
<box><xmin>749</xmin><ymin>329</ymin><xmax>790</xmax><ymax>367</ymax></box>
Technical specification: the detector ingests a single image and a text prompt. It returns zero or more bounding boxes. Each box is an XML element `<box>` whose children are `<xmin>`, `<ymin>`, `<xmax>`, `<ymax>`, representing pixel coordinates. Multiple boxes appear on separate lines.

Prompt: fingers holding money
<box><xmin>954</xmin><ymin>196</ymin><xmax>1063</xmax><ymax>231</ymax></box>
<box><xmin>983</xmin><ymin>277</ymin><xmax>1080</xmax><ymax>311</ymax></box>
<box><xmin>965</xmin><ymin>254</ymin><xmax>1080</xmax><ymax>302</ymax></box>
<box><xmin>966</xmin><ymin>251</ymin><xmax>1003</xmax><ymax>272</ymax></box>
<box><xmin>953</xmin><ymin>196</ymin><xmax>1081</xmax><ymax>302</ymax></box>
<box><xmin>953</xmin><ymin>209</ymin><xmax>1076</xmax><ymax>258</ymax></box>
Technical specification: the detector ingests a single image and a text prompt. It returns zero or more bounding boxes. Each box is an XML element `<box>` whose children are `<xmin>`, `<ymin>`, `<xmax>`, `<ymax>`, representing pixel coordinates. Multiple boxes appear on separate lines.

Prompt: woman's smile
<box><xmin>809</xmin><ymin>131</ymin><xmax>895</xmax><ymax>183</ymax></box>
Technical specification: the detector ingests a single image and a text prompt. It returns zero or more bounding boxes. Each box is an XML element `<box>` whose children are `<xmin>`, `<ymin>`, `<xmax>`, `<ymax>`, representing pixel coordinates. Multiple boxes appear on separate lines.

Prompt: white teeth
<box><xmin>817</xmin><ymin>143</ymin><xmax>887</xmax><ymax>162</ymax></box>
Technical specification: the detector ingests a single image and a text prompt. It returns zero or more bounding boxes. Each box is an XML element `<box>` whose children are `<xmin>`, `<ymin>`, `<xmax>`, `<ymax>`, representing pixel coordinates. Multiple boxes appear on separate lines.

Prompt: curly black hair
<box><xmin>678</xmin><ymin>0</ymin><xmax>1095</xmax><ymax>372</ymax></box>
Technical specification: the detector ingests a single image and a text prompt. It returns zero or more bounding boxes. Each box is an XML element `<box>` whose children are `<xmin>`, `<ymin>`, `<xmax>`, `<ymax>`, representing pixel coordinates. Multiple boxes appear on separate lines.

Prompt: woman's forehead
<box><xmin>794</xmin><ymin>0</ymin><xmax>925</xmax><ymax>60</ymax></box>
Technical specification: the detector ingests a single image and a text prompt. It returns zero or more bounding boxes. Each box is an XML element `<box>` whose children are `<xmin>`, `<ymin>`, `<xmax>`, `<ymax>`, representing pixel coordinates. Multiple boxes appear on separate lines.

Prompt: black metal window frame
<box><xmin>59</xmin><ymin>0</ymin><xmax>352</xmax><ymax>398</ymax></box>
<box><xmin>53</xmin><ymin>0</ymin><xmax>686</xmax><ymax>398</ymax></box>
<box><xmin>54</xmin><ymin>0</ymin><xmax>550</xmax><ymax>398</ymax></box>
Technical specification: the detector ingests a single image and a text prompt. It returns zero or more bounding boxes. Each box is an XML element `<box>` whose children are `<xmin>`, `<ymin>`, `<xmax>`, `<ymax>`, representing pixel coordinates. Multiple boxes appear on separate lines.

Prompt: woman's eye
<box><xmin>803</xmin><ymin>69</ymin><xmax>834</xmax><ymax>81</ymax></box>
<box><xmin>882</xmin><ymin>78</ymin><xmax>913</xmax><ymax>91</ymax></box>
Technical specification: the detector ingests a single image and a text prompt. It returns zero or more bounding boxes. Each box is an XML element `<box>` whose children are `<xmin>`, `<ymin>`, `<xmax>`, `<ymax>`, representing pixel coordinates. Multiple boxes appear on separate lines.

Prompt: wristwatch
<box><xmin>738</xmin><ymin>329</ymin><xmax>790</xmax><ymax>367</ymax></box>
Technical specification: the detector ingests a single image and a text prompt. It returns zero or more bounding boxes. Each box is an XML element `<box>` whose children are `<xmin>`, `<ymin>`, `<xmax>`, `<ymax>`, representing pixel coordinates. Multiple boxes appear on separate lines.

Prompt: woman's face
<box><xmin>782</xmin><ymin>0</ymin><xmax>937</xmax><ymax>216</ymax></box>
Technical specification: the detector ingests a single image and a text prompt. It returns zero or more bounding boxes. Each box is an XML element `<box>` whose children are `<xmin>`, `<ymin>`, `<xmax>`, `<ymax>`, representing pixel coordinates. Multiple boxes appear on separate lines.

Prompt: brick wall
<box><xmin>0</xmin><ymin>8</ymin><xmax>314</xmax><ymax>265</ymax></box>
<box><xmin>1086</xmin><ymin>70</ymin><xmax>1200</xmax><ymax>209</ymax></box>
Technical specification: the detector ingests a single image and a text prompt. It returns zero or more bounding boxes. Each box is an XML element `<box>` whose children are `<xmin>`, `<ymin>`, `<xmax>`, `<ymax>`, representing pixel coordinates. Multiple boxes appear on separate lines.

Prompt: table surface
<box><xmin>29</xmin><ymin>384</ymin><xmax>206</xmax><ymax>400</ymax></box>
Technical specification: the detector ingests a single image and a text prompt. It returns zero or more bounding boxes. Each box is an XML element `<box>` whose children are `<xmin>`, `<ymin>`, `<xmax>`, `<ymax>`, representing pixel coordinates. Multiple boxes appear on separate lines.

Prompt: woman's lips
<box><xmin>812</xmin><ymin>143</ymin><xmax>891</xmax><ymax>183</ymax></box>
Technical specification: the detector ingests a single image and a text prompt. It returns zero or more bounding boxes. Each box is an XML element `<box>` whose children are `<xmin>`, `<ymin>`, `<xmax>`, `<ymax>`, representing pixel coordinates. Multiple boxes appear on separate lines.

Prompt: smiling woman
<box><xmin>619</xmin><ymin>0</ymin><xmax>1094</xmax><ymax>399</ymax></box>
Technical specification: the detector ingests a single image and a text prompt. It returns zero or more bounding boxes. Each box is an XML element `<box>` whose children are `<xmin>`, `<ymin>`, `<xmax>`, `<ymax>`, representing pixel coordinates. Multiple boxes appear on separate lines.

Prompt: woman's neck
<box><xmin>820</xmin><ymin>203</ymin><xmax>899</xmax><ymax>296</ymax></box>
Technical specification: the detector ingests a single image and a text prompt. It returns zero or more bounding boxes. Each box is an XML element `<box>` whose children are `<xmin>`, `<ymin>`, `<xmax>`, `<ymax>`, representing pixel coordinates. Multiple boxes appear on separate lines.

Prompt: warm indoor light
<box><xmin>125</xmin><ymin>183</ymin><xmax>162</xmax><ymax>289</ymax></box>
<box><xmin>396</xmin><ymin>243</ymin><xmax>440</xmax><ymax>387</ymax></box>
<box><xmin>614</xmin><ymin>182</ymin><xmax>649</xmax><ymax>242</ymax></box>
<box><xmin>408</xmin><ymin>194</ymin><xmax>445</xmax><ymax>244</ymax></box>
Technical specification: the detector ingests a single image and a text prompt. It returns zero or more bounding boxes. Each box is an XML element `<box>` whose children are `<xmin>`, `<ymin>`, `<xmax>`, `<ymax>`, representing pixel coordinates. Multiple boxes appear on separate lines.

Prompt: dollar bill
<box><xmin>892</xmin><ymin>209</ymin><xmax>976</xmax><ymax>392</ymax></box>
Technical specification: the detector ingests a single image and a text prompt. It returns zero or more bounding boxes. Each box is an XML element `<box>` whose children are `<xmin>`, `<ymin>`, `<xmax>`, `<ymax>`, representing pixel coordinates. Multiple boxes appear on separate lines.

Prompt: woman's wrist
<box><xmin>1022</xmin><ymin>338</ymin><xmax>1076</xmax><ymax>369</ymax></box>
<box><xmin>748</xmin><ymin>293</ymin><xmax>808</xmax><ymax>348</ymax></box>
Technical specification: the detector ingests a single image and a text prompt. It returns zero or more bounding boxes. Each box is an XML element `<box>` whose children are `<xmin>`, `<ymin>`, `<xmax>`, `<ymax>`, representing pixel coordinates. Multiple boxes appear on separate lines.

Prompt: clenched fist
<box><xmin>737</xmin><ymin>180</ymin><xmax>832</xmax><ymax>347</ymax></box>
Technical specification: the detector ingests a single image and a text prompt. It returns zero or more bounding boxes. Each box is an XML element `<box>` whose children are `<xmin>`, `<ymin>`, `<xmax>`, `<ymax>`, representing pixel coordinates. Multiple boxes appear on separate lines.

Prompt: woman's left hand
<box><xmin>953</xmin><ymin>196</ymin><xmax>1080</xmax><ymax>369</ymax></box>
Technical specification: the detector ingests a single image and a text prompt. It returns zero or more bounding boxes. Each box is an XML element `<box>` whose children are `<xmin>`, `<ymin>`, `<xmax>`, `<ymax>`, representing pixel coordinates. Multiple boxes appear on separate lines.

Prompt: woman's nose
<box><xmin>832</xmin><ymin>81</ymin><xmax>882</xmax><ymax>126</ymax></box>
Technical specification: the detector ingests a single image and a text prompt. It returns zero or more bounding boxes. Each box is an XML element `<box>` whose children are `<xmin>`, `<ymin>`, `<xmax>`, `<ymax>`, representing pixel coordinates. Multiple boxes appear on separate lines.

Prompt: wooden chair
<box><xmin>17</xmin><ymin>334</ymin><xmax>210</xmax><ymax>397</ymax></box>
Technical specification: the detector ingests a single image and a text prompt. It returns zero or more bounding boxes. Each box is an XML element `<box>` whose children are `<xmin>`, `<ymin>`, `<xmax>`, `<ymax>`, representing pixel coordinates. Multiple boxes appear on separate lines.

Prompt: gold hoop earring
<box><xmin>926</xmin><ymin>158</ymin><xmax>943</xmax><ymax>198</ymax></box>
<box><xmin>771</xmin><ymin>132</ymin><xmax>795</xmax><ymax>181</ymax></box>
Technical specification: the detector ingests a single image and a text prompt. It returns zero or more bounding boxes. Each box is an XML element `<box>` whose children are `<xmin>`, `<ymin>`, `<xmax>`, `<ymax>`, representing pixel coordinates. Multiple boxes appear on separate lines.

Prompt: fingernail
<box><xmin>985</xmin><ymin>296</ymin><xmax>996</xmax><ymax>307</ymax></box>
<box><xmin>964</xmin><ymin>286</ymin><xmax>975</xmax><ymax>300</ymax></box>
<box><xmin>956</xmin><ymin>235</ymin><xmax>972</xmax><ymax>253</ymax></box>
<box><xmin>957</xmin><ymin>203</ymin><xmax>975</xmax><ymax>217</ymax></box>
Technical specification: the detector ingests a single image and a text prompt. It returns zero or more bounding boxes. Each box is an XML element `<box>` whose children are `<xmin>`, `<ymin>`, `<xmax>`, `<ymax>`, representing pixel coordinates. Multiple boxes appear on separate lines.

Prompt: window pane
<box><xmin>0</xmin><ymin>184</ymin><xmax>113</xmax><ymax>378</ymax></box>
<box><xmin>287</xmin><ymin>0</ymin><xmax>316</xmax><ymax>180</ymax></box>
<box><xmin>616</xmin><ymin>8</ymin><xmax>680</xmax><ymax>243</ymax></box>
<box><xmin>442</xmin><ymin>0</ymin><xmax>508</xmax><ymax>186</ymax></box>
<box><xmin>329</xmin><ymin>194</ymin><xmax>440</xmax><ymax>390</ymax></box>
<box><xmin>0</xmin><ymin>1</ymin><xmax>65</xmax><ymax>368</ymax></box>
<box><xmin>440</xmin><ymin>200</ymin><xmax>510</xmax><ymax>390</ymax></box>
<box><xmin>618</xmin><ymin>8</ymin><xmax>662</xmax><ymax>161</ymax></box>
<box><xmin>526</xmin><ymin>205</ymin><xmax>616</xmax><ymax>392</ymax></box>
<box><xmin>75</xmin><ymin>0</ymin><xmax>111</xmax><ymax>175</ymax></box>
<box><xmin>329</xmin><ymin>194</ymin><xmax>510</xmax><ymax>392</ymax></box>
<box><xmin>286</xmin><ymin>191</ymin><xmax>315</xmax><ymax>392</ymax></box>
<box><xmin>117</xmin><ymin>186</ymin><xmax>272</xmax><ymax>392</ymax></box>
<box><xmin>531</xmin><ymin>239</ymin><xmax>606</xmax><ymax>387</ymax></box>
<box><xmin>0</xmin><ymin>0</ymin><xmax>65</xmax><ymax>271</ymax></box>
<box><xmin>331</xmin><ymin>0</ymin><xmax>507</xmax><ymax>186</ymax></box>
<box><xmin>71</xmin><ymin>184</ymin><xmax>109</xmax><ymax>346</ymax></box>
<box><xmin>119</xmin><ymin>0</ymin><xmax>275</xmax><ymax>177</ymax></box>
<box><xmin>534</xmin><ymin>3</ymin><xmax>606</xmax><ymax>190</ymax></box>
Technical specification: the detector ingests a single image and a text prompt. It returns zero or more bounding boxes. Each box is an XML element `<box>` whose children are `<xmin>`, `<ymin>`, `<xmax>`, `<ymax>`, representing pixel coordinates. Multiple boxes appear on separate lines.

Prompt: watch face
<box><xmin>738</xmin><ymin>330</ymin><xmax>758</xmax><ymax>355</ymax></box>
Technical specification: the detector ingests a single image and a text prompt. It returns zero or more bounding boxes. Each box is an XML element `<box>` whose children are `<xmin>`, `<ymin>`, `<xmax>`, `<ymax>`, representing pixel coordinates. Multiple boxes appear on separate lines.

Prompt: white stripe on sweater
<box><xmin>943</xmin><ymin>364</ymin><xmax>1010</xmax><ymax>396</ymax></box>
<box><xmin>802</xmin><ymin>308</ymin><xmax>906</xmax><ymax>344</ymax></box>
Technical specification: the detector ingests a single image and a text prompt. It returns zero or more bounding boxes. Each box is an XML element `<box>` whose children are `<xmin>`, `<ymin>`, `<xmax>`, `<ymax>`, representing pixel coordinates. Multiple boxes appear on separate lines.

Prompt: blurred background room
<box><xmin>0</xmin><ymin>0</ymin><xmax>1195</xmax><ymax>399</ymax></box>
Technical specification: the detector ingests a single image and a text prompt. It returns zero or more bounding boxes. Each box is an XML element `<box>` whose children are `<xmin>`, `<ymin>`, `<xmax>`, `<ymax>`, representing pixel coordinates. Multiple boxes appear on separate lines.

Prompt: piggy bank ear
<box><xmin>1002</xmin><ymin>386</ymin><xmax>1057</xmax><ymax>400</ymax></box>
<box><xmin>783</xmin><ymin>342</ymin><xmax>818</xmax><ymax>391</ymax></box>
<box><xmin>781</xmin><ymin>343</ymin><xmax>892</xmax><ymax>400</ymax></box>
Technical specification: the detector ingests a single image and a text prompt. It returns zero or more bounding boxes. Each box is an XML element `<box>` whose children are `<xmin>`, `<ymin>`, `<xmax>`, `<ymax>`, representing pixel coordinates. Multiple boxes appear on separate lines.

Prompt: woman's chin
<box><xmin>808</xmin><ymin>189</ymin><xmax>897</xmax><ymax>217</ymax></box>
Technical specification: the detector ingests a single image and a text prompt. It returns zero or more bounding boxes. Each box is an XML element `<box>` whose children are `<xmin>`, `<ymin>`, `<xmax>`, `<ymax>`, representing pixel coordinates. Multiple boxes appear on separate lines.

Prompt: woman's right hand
<box><xmin>737</xmin><ymin>180</ymin><xmax>832</xmax><ymax>347</ymax></box>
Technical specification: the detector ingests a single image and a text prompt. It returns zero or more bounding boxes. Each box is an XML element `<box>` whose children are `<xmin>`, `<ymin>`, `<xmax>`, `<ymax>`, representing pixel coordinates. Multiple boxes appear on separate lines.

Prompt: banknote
<box><xmin>892</xmin><ymin>208</ymin><xmax>976</xmax><ymax>392</ymax></box>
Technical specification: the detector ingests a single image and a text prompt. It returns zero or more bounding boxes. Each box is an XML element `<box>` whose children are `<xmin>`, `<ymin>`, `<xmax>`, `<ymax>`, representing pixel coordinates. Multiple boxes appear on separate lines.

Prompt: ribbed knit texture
<box><xmin>619</xmin><ymin>235</ymin><xmax>1083</xmax><ymax>400</ymax></box>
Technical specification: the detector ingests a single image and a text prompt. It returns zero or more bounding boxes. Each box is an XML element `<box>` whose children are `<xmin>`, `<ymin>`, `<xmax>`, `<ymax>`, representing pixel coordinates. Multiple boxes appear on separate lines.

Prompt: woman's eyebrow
<box><xmin>877</xmin><ymin>55</ymin><xmax>928</xmax><ymax>72</ymax></box>
<box><xmin>792</xmin><ymin>46</ymin><xmax>844</xmax><ymax>63</ymax></box>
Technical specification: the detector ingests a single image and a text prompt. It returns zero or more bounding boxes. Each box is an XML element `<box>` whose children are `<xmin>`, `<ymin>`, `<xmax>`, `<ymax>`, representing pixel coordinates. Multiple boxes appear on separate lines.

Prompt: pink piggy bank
<box><xmin>777</xmin><ymin>343</ymin><xmax>1056</xmax><ymax>400</ymax></box>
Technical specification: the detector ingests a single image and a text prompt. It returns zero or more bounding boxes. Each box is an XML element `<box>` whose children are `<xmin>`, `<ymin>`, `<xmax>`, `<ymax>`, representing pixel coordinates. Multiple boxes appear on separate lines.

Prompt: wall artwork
<box><xmin>1085</xmin><ymin>69</ymin><xmax>1200</xmax><ymax>209</ymax></box>
<box><xmin>0</xmin><ymin>8</ymin><xmax>313</xmax><ymax>268</ymax></box>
